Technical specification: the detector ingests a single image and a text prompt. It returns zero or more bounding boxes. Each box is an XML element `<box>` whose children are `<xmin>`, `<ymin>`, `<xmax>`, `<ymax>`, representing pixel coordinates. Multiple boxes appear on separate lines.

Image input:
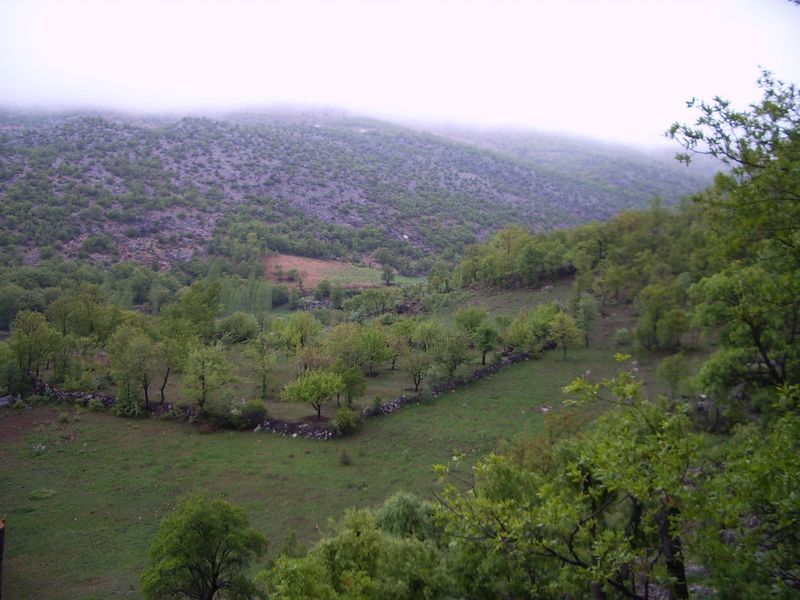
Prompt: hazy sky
<box><xmin>0</xmin><ymin>0</ymin><xmax>798</xmax><ymax>146</ymax></box>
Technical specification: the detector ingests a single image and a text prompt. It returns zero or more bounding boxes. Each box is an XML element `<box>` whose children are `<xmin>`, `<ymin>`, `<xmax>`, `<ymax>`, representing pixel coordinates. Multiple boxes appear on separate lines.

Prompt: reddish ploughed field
<box><xmin>262</xmin><ymin>254</ymin><xmax>357</xmax><ymax>289</ymax></box>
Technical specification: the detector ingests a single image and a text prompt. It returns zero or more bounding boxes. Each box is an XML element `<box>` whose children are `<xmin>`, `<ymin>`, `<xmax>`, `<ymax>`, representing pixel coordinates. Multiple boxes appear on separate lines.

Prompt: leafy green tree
<box><xmin>669</xmin><ymin>72</ymin><xmax>800</xmax><ymax>400</ymax></box>
<box><xmin>108</xmin><ymin>324</ymin><xmax>158</xmax><ymax>410</ymax></box>
<box><xmin>329</xmin><ymin>284</ymin><xmax>345</xmax><ymax>309</ymax></box>
<box><xmin>358</xmin><ymin>324</ymin><xmax>389</xmax><ymax>376</ymax></box>
<box><xmin>382</xmin><ymin>264</ymin><xmax>395</xmax><ymax>286</ymax></box>
<box><xmin>262</xmin><ymin>509</ymin><xmax>452</xmax><ymax>600</ymax></box>
<box><xmin>141</xmin><ymin>495</ymin><xmax>266</xmax><ymax>600</ymax></box>
<box><xmin>454</xmin><ymin>305</ymin><xmax>488</xmax><ymax>335</ymax></box>
<box><xmin>530</xmin><ymin>302</ymin><xmax>559</xmax><ymax>345</ymax></box>
<box><xmin>574</xmin><ymin>293</ymin><xmax>598</xmax><ymax>347</ymax></box>
<box><xmin>398</xmin><ymin>348</ymin><xmax>430</xmax><ymax>393</ymax></box>
<box><xmin>282</xmin><ymin>311</ymin><xmax>321</xmax><ymax>352</ymax></box>
<box><xmin>473</xmin><ymin>321</ymin><xmax>498</xmax><ymax>366</ymax></box>
<box><xmin>437</xmin><ymin>362</ymin><xmax>697</xmax><ymax>599</ymax></box>
<box><xmin>336</xmin><ymin>364</ymin><xmax>366</xmax><ymax>407</ymax></box>
<box><xmin>0</xmin><ymin>283</ymin><xmax>26</xmax><ymax>330</ymax></box>
<box><xmin>243</xmin><ymin>331</ymin><xmax>278</xmax><ymax>401</ymax></box>
<box><xmin>656</xmin><ymin>307</ymin><xmax>690</xmax><ymax>351</ymax></box>
<box><xmin>432</xmin><ymin>331</ymin><xmax>472</xmax><ymax>381</ymax></box>
<box><xmin>166</xmin><ymin>281</ymin><xmax>222</xmax><ymax>342</ymax></box>
<box><xmin>182</xmin><ymin>343</ymin><xmax>234</xmax><ymax>410</ymax></box>
<box><xmin>283</xmin><ymin>369</ymin><xmax>343</xmax><ymax>420</ymax></box>
<box><xmin>324</xmin><ymin>322</ymin><xmax>363</xmax><ymax>367</ymax></box>
<box><xmin>216</xmin><ymin>311</ymin><xmax>259</xmax><ymax>344</ymax></box>
<box><xmin>155</xmin><ymin>317</ymin><xmax>197</xmax><ymax>404</ymax></box>
<box><xmin>313</xmin><ymin>279</ymin><xmax>331</xmax><ymax>300</ymax></box>
<box><xmin>549</xmin><ymin>311</ymin><xmax>583</xmax><ymax>359</ymax></box>
<box><xmin>657</xmin><ymin>353</ymin><xmax>687</xmax><ymax>399</ymax></box>
<box><xmin>9</xmin><ymin>310</ymin><xmax>57</xmax><ymax>380</ymax></box>
<box><xmin>689</xmin><ymin>390</ymin><xmax>800</xmax><ymax>598</ymax></box>
<box><xmin>635</xmin><ymin>283</ymin><xmax>673</xmax><ymax>350</ymax></box>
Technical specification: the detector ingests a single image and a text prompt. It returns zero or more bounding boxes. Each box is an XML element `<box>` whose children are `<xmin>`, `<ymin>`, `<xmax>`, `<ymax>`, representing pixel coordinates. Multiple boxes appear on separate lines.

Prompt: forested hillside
<box><xmin>0</xmin><ymin>110</ymin><xmax>712</xmax><ymax>270</ymax></box>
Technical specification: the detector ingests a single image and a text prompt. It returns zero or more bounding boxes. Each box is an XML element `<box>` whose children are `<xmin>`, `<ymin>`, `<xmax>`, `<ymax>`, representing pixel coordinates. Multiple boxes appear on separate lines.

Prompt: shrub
<box><xmin>113</xmin><ymin>395</ymin><xmax>143</xmax><ymax>418</ymax></box>
<box><xmin>241</xmin><ymin>399</ymin><xmax>267</xmax><ymax>428</ymax></box>
<box><xmin>272</xmin><ymin>285</ymin><xmax>289</xmax><ymax>307</ymax></box>
<box><xmin>339</xmin><ymin>450</ymin><xmax>352</xmax><ymax>466</ymax></box>
<box><xmin>87</xmin><ymin>398</ymin><xmax>105</xmax><ymax>412</ymax></box>
<box><xmin>57</xmin><ymin>411</ymin><xmax>70</xmax><ymax>424</ymax></box>
<box><xmin>613</xmin><ymin>327</ymin><xmax>632</xmax><ymax>347</ymax></box>
<box><xmin>333</xmin><ymin>407</ymin><xmax>359</xmax><ymax>435</ymax></box>
<box><xmin>217</xmin><ymin>311</ymin><xmax>259</xmax><ymax>344</ymax></box>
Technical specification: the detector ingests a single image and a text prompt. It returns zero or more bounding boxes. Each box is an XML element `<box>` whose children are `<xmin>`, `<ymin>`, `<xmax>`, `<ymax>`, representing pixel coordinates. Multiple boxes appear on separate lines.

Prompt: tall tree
<box><xmin>283</xmin><ymin>370</ymin><xmax>343</xmax><ymax>420</ymax></box>
<box><xmin>549</xmin><ymin>311</ymin><xmax>583</xmax><ymax>359</ymax></box>
<box><xmin>182</xmin><ymin>343</ymin><xmax>234</xmax><ymax>410</ymax></box>
<box><xmin>141</xmin><ymin>495</ymin><xmax>266</xmax><ymax>600</ymax></box>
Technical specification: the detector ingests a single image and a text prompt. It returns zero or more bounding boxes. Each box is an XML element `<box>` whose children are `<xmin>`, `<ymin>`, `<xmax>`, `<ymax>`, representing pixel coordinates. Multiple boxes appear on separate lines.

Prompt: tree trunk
<box><xmin>658</xmin><ymin>501</ymin><xmax>689</xmax><ymax>600</ymax></box>
<box><xmin>142</xmin><ymin>375</ymin><xmax>150</xmax><ymax>410</ymax></box>
<box><xmin>261</xmin><ymin>373</ymin><xmax>267</xmax><ymax>401</ymax></box>
<box><xmin>160</xmin><ymin>366</ymin><xmax>170</xmax><ymax>404</ymax></box>
<box><xmin>481</xmin><ymin>351</ymin><xmax>487</xmax><ymax>366</ymax></box>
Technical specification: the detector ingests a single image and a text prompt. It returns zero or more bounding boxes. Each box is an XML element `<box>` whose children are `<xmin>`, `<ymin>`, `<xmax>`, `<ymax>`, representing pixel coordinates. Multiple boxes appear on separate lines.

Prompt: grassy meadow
<box><xmin>0</xmin><ymin>282</ymin><xmax>701</xmax><ymax>598</ymax></box>
<box><xmin>0</xmin><ymin>344</ymin><xmax>651</xmax><ymax>599</ymax></box>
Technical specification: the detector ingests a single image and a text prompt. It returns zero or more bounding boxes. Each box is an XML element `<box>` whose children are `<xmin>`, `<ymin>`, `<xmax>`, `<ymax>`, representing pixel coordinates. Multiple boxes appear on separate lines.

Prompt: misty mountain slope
<box><xmin>0</xmin><ymin>111</ymin><xmax>713</xmax><ymax>268</ymax></box>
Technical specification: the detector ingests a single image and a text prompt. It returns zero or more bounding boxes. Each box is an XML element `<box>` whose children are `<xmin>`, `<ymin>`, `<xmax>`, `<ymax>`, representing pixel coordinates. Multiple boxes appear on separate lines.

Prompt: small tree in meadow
<box><xmin>284</xmin><ymin>369</ymin><xmax>344</xmax><ymax>420</ymax></box>
<box><xmin>549</xmin><ymin>311</ymin><xmax>583</xmax><ymax>359</ymax></box>
<box><xmin>141</xmin><ymin>495</ymin><xmax>266</xmax><ymax>600</ymax></box>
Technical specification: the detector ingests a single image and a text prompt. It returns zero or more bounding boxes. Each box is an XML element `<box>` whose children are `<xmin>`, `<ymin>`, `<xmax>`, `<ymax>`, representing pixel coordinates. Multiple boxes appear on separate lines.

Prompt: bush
<box><xmin>613</xmin><ymin>328</ymin><xmax>632</xmax><ymax>347</ymax></box>
<box><xmin>217</xmin><ymin>311</ymin><xmax>259</xmax><ymax>344</ymax></box>
<box><xmin>313</xmin><ymin>279</ymin><xmax>331</xmax><ymax>300</ymax></box>
<box><xmin>113</xmin><ymin>395</ymin><xmax>143</xmax><ymax>418</ymax></box>
<box><xmin>240</xmin><ymin>399</ymin><xmax>267</xmax><ymax>428</ymax></box>
<box><xmin>87</xmin><ymin>398</ymin><xmax>105</xmax><ymax>412</ymax></box>
<box><xmin>339</xmin><ymin>450</ymin><xmax>352</xmax><ymax>466</ymax></box>
<box><xmin>272</xmin><ymin>285</ymin><xmax>289</xmax><ymax>307</ymax></box>
<box><xmin>333</xmin><ymin>407</ymin><xmax>359</xmax><ymax>435</ymax></box>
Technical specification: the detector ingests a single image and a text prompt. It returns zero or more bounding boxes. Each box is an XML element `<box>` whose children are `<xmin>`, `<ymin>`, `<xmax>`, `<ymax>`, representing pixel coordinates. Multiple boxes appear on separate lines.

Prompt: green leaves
<box><xmin>141</xmin><ymin>495</ymin><xmax>266</xmax><ymax>600</ymax></box>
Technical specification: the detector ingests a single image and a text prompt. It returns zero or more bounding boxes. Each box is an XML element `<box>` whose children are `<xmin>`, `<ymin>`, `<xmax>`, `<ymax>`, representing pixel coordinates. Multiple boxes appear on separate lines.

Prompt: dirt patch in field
<box><xmin>0</xmin><ymin>406</ymin><xmax>59</xmax><ymax>442</ymax></box>
<box><xmin>263</xmin><ymin>254</ymin><xmax>370</xmax><ymax>289</ymax></box>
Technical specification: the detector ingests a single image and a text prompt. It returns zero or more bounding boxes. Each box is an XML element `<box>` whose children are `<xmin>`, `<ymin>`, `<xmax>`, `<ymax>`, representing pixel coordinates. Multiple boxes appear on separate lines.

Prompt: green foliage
<box><xmin>432</xmin><ymin>330</ymin><xmax>472</xmax><ymax>381</ymax></box>
<box><xmin>9</xmin><ymin>309</ymin><xmax>57</xmax><ymax>380</ymax></box>
<box><xmin>454</xmin><ymin>305</ymin><xmax>488</xmax><ymax>334</ymax></box>
<box><xmin>283</xmin><ymin>369</ymin><xmax>344</xmax><ymax>420</ymax></box>
<box><xmin>261</xmin><ymin>509</ymin><xmax>452</xmax><ymax>600</ymax></box>
<box><xmin>336</xmin><ymin>365</ymin><xmax>366</xmax><ymax>407</ymax></box>
<box><xmin>438</xmin><ymin>365</ymin><xmax>698</xmax><ymax>599</ymax></box>
<box><xmin>217</xmin><ymin>311</ymin><xmax>259</xmax><ymax>344</ymax></box>
<box><xmin>613</xmin><ymin>327</ymin><xmax>632</xmax><ymax>347</ymax></box>
<box><xmin>332</xmin><ymin>407</ymin><xmax>359</xmax><ymax>436</ymax></box>
<box><xmin>108</xmin><ymin>324</ymin><xmax>157</xmax><ymax>409</ymax></box>
<box><xmin>472</xmin><ymin>321</ymin><xmax>498</xmax><ymax>366</ymax></box>
<box><xmin>689</xmin><ymin>397</ymin><xmax>800</xmax><ymax>598</ymax></box>
<box><xmin>141</xmin><ymin>495</ymin><xmax>266</xmax><ymax>600</ymax></box>
<box><xmin>548</xmin><ymin>311</ymin><xmax>582</xmax><ymax>359</ymax></box>
<box><xmin>181</xmin><ymin>343</ymin><xmax>235</xmax><ymax>410</ymax></box>
<box><xmin>374</xmin><ymin>492</ymin><xmax>439</xmax><ymax>542</ymax></box>
<box><xmin>240</xmin><ymin>399</ymin><xmax>268</xmax><ymax>429</ymax></box>
<box><xmin>657</xmin><ymin>353</ymin><xmax>687</xmax><ymax>398</ymax></box>
<box><xmin>165</xmin><ymin>280</ymin><xmax>221</xmax><ymax>342</ymax></box>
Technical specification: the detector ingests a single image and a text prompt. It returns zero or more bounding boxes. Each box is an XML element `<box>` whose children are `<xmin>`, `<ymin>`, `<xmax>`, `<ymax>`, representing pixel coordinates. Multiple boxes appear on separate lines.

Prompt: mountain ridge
<box><xmin>0</xmin><ymin>109</ymin><xmax>715</xmax><ymax>270</ymax></box>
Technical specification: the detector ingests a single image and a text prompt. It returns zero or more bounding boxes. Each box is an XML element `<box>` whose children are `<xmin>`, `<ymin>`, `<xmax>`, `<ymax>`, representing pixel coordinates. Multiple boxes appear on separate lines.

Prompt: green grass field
<box><xmin>1</xmin><ymin>346</ymin><xmax>644</xmax><ymax>599</ymax></box>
